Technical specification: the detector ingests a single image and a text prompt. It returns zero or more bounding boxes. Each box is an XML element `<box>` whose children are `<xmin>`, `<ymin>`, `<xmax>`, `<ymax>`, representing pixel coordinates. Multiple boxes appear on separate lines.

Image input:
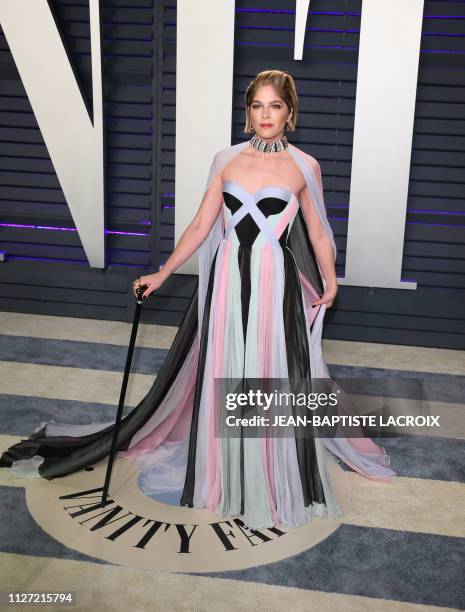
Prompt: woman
<box><xmin>0</xmin><ymin>70</ymin><xmax>394</xmax><ymax>530</ymax></box>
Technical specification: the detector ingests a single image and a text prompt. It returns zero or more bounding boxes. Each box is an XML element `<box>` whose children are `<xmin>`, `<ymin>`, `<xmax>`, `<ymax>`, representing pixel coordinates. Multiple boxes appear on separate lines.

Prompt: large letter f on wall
<box><xmin>0</xmin><ymin>0</ymin><xmax>105</xmax><ymax>268</ymax></box>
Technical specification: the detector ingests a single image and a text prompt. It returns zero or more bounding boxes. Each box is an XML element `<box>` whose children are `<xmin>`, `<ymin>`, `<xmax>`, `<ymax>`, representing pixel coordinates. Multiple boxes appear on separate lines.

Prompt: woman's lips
<box><xmin>260</xmin><ymin>124</ymin><xmax>273</xmax><ymax>128</ymax></box>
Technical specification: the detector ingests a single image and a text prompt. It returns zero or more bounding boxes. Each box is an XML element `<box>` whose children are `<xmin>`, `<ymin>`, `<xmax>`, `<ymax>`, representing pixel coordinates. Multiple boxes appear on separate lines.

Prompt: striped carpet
<box><xmin>0</xmin><ymin>311</ymin><xmax>464</xmax><ymax>612</ymax></box>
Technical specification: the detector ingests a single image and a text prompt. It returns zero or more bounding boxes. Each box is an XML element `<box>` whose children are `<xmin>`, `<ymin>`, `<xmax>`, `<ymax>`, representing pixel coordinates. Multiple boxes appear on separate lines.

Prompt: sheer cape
<box><xmin>197</xmin><ymin>140</ymin><xmax>334</xmax><ymax>331</ymax></box>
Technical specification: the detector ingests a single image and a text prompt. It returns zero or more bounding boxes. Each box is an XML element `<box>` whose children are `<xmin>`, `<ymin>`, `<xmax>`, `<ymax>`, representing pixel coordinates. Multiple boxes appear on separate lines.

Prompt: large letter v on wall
<box><xmin>0</xmin><ymin>0</ymin><xmax>105</xmax><ymax>267</ymax></box>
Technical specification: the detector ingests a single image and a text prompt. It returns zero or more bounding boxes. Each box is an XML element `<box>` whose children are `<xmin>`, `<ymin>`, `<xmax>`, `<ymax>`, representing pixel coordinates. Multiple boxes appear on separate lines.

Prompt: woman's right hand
<box><xmin>132</xmin><ymin>272</ymin><xmax>166</xmax><ymax>300</ymax></box>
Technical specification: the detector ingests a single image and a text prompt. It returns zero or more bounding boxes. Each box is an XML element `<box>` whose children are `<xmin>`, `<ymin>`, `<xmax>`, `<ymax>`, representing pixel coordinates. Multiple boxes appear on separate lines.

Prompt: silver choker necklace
<box><xmin>249</xmin><ymin>134</ymin><xmax>289</xmax><ymax>153</ymax></box>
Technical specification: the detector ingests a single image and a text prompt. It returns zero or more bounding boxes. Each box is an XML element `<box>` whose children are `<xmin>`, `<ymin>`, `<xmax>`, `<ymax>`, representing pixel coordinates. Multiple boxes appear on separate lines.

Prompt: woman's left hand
<box><xmin>312</xmin><ymin>284</ymin><xmax>338</xmax><ymax>309</ymax></box>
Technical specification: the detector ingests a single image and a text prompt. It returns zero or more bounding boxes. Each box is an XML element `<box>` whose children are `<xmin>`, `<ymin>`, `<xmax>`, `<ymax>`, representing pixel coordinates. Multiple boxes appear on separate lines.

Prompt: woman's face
<box><xmin>248</xmin><ymin>84</ymin><xmax>291</xmax><ymax>141</ymax></box>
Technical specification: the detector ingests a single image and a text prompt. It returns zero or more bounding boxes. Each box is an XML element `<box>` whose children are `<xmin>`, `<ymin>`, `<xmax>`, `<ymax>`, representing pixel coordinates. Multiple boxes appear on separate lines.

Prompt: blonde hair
<box><xmin>244</xmin><ymin>69</ymin><xmax>298</xmax><ymax>133</ymax></box>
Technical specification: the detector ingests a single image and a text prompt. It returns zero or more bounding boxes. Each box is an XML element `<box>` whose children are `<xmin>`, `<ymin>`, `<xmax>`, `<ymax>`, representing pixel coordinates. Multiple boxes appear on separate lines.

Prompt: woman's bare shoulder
<box><xmin>218</xmin><ymin>149</ymin><xmax>251</xmax><ymax>180</ymax></box>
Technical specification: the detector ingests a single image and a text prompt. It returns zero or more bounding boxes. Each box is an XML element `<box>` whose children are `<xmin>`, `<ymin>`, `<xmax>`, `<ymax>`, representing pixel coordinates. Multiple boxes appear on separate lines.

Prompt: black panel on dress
<box><xmin>224</xmin><ymin>192</ymin><xmax>293</xmax><ymax>516</ymax></box>
<box><xmin>180</xmin><ymin>246</ymin><xmax>220</xmax><ymax>507</ymax></box>
<box><xmin>283</xmin><ymin>246</ymin><xmax>326</xmax><ymax>506</ymax></box>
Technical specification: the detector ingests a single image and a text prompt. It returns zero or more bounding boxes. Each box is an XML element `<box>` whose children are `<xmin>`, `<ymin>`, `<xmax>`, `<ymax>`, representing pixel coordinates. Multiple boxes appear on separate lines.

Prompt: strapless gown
<box><xmin>124</xmin><ymin>179</ymin><xmax>340</xmax><ymax>529</ymax></box>
<box><xmin>0</xmin><ymin>178</ymin><xmax>393</xmax><ymax>530</ymax></box>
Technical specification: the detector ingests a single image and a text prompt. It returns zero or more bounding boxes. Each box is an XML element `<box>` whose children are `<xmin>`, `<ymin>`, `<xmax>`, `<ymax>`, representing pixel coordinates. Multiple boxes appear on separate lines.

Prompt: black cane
<box><xmin>101</xmin><ymin>285</ymin><xmax>145</xmax><ymax>503</ymax></box>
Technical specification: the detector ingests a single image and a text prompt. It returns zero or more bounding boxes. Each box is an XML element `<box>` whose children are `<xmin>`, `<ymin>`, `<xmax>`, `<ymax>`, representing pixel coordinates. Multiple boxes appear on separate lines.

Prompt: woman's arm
<box><xmin>134</xmin><ymin>169</ymin><xmax>224</xmax><ymax>299</ymax></box>
<box><xmin>298</xmin><ymin>166</ymin><xmax>338</xmax><ymax>308</ymax></box>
